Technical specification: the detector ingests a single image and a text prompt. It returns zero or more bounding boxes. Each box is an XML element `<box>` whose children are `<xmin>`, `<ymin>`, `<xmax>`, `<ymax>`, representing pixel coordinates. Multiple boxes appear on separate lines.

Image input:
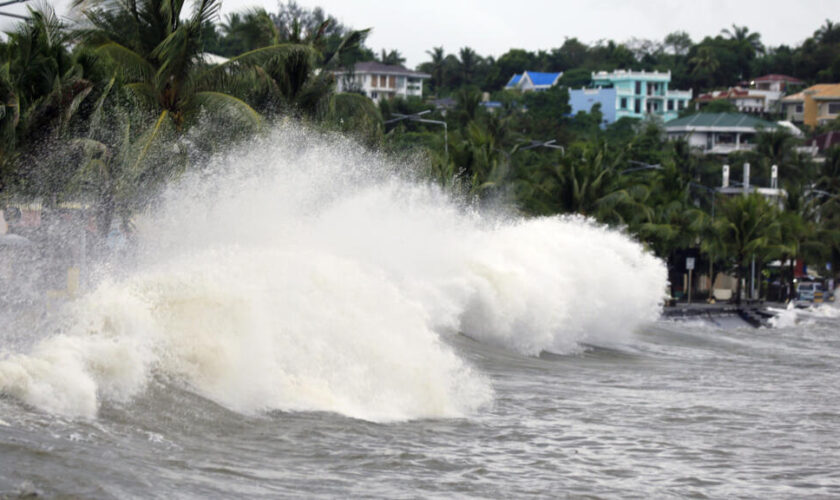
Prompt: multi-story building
<box><xmin>580</xmin><ymin>69</ymin><xmax>692</xmax><ymax>123</ymax></box>
<box><xmin>781</xmin><ymin>83</ymin><xmax>840</xmax><ymax>127</ymax></box>
<box><xmin>334</xmin><ymin>62</ymin><xmax>430</xmax><ymax>102</ymax></box>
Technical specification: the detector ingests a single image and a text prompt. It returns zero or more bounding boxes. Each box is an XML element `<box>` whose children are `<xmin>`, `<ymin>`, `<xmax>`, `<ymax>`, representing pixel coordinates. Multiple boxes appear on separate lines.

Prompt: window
<box><xmin>635</xmin><ymin>81</ymin><xmax>641</xmax><ymax>94</ymax></box>
<box><xmin>380</xmin><ymin>75</ymin><xmax>387</xmax><ymax>87</ymax></box>
<box><xmin>620</xmin><ymin>97</ymin><xmax>627</xmax><ymax>109</ymax></box>
<box><xmin>371</xmin><ymin>91</ymin><xmax>378</xmax><ymax>99</ymax></box>
<box><xmin>635</xmin><ymin>98</ymin><xmax>641</xmax><ymax>113</ymax></box>
<box><xmin>389</xmin><ymin>75</ymin><xmax>396</xmax><ymax>88</ymax></box>
<box><xmin>677</xmin><ymin>100</ymin><xmax>684</xmax><ymax>110</ymax></box>
<box><xmin>795</xmin><ymin>104</ymin><xmax>804</xmax><ymax>113</ymax></box>
<box><xmin>667</xmin><ymin>99</ymin><xmax>674</xmax><ymax>111</ymax></box>
<box><xmin>370</xmin><ymin>74</ymin><xmax>377</xmax><ymax>87</ymax></box>
<box><xmin>829</xmin><ymin>102</ymin><xmax>840</xmax><ymax>114</ymax></box>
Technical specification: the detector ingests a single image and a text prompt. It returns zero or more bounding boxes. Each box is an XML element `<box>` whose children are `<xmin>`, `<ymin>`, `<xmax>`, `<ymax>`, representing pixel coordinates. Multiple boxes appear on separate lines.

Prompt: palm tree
<box><xmin>378</xmin><ymin>49</ymin><xmax>405</xmax><ymax>66</ymax></box>
<box><xmin>0</xmin><ymin>5</ymin><xmax>99</xmax><ymax>197</ymax></box>
<box><xmin>324</xmin><ymin>92</ymin><xmax>383</xmax><ymax>148</ymax></box>
<box><xmin>458</xmin><ymin>47</ymin><xmax>479</xmax><ymax>84</ymax></box>
<box><xmin>74</xmin><ymin>0</ymin><xmax>281</xmax><ymax>132</ymax></box>
<box><xmin>689</xmin><ymin>46</ymin><xmax>719</xmax><ymax>89</ymax></box>
<box><xmin>708</xmin><ymin>193</ymin><xmax>780</xmax><ymax>304</ymax></box>
<box><xmin>721</xmin><ymin>24</ymin><xmax>764</xmax><ymax>54</ymax></box>
<box><xmin>219</xmin><ymin>8</ymin><xmax>278</xmax><ymax>56</ymax></box>
<box><xmin>425</xmin><ymin>46</ymin><xmax>445</xmax><ymax>92</ymax></box>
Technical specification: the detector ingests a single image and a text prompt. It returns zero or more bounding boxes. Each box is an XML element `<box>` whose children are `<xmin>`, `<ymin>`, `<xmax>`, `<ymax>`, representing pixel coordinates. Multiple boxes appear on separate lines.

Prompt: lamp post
<box><xmin>385</xmin><ymin>110</ymin><xmax>448</xmax><ymax>160</ymax></box>
<box><xmin>517</xmin><ymin>139</ymin><xmax>565</xmax><ymax>154</ymax></box>
<box><xmin>690</xmin><ymin>181</ymin><xmax>718</xmax><ymax>302</ymax></box>
<box><xmin>619</xmin><ymin>160</ymin><xmax>663</xmax><ymax>174</ymax></box>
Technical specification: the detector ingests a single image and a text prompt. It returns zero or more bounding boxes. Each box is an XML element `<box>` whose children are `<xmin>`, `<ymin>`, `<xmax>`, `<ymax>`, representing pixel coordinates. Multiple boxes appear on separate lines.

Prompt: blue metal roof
<box><xmin>525</xmin><ymin>71</ymin><xmax>562</xmax><ymax>86</ymax></box>
<box><xmin>506</xmin><ymin>74</ymin><xmax>522</xmax><ymax>87</ymax></box>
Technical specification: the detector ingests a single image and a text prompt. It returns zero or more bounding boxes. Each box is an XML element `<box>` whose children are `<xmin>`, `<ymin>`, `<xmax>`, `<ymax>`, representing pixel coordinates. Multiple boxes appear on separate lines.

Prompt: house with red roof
<box><xmin>695</xmin><ymin>87</ymin><xmax>783</xmax><ymax>114</ymax></box>
<box><xmin>751</xmin><ymin>74</ymin><xmax>805</xmax><ymax>93</ymax></box>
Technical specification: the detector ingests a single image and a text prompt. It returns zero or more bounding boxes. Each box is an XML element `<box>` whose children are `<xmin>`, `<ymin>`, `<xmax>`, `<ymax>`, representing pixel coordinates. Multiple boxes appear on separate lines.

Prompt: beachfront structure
<box><xmin>751</xmin><ymin>74</ymin><xmax>805</xmax><ymax>93</ymax></box>
<box><xmin>664</xmin><ymin>112</ymin><xmax>781</xmax><ymax>155</ymax></box>
<box><xmin>586</xmin><ymin>69</ymin><xmax>692</xmax><ymax>123</ymax></box>
<box><xmin>781</xmin><ymin>83</ymin><xmax>840</xmax><ymax>128</ymax></box>
<box><xmin>505</xmin><ymin>71</ymin><xmax>563</xmax><ymax>92</ymax></box>
<box><xmin>695</xmin><ymin>87</ymin><xmax>784</xmax><ymax>114</ymax></box>
<box><xmin>334</xmin><ymin>62</ymin><xmax>430</xmax><ymax>102</ymax></box>
<box><xmin>568</xmin><ymin>87</ymin><xmax>616</xmax><ymax>126</ymax></box>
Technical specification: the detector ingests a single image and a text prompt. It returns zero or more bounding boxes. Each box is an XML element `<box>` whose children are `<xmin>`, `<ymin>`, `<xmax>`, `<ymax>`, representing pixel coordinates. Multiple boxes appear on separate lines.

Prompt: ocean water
<box><xmin>1</xmin><ymin>128</ymin><xmax>838</xmax><ymax>498</ymax></box>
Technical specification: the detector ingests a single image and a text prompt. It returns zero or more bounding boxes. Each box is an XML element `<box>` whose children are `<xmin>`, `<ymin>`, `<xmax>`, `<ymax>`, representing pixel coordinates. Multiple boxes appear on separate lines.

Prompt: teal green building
<box><xmin>591</xmin><ymin>70</ymin><xmax>692</xmax><ymax>122</ymax></box>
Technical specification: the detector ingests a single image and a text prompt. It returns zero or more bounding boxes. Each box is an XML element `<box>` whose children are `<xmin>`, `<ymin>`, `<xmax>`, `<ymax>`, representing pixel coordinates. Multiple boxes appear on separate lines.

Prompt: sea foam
<box><xmin>0</xmin><ymin>125</ymin><xmax>666</xmax><ymax>420</ymax></box>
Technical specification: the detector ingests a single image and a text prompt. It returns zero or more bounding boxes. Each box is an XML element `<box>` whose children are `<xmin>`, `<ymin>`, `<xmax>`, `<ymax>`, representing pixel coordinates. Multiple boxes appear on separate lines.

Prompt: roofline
<box><xmin>666</xmin><ymin>125</ymin><xmax>778</xmax><ymax>132</ymax></box>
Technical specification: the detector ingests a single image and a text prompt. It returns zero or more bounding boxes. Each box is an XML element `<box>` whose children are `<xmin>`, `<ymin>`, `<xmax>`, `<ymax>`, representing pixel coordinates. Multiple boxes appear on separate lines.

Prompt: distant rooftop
<box><xmin>753</xmin><ymin>74</ymin><xmax>804</xmax><ymax>83</ymax></box>
<box><xmin>665</xmin><ymin>112</ymin><xmax>780</xmax><ymax>130</ymax></box>
<box><xmin>524</xmin><ymin>71</ymin><xmax>563</xmax><ymax>86</ymax></box>
<box><xmin>506</xmin><ymin>74</ymin><xmax>523</xmax><ymax>88</ymax></box>
<box><xmin>782</xmin><ymin>83</ymin><xmax>840</xmax><ymax>102</ymax></box>
<box><xmin>335</xmin><ymin>61</ymin><xmax>430</xmax><ymax>78</ymax></box>
<box><xmin>592</xmin><ymin>69</ymin><xmax>671</xmax><ymax>80</ymax></box>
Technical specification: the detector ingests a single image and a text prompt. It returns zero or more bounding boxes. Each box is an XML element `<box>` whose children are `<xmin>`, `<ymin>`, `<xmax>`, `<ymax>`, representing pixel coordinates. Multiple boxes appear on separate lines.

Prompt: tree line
<box><xmin>1</xmin><ymin>1</ymin><xmax>840</xmax><ymax>302</ymax></box>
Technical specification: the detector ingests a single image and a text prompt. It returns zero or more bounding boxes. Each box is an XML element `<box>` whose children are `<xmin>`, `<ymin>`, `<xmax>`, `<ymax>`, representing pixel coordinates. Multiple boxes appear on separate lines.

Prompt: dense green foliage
<box><xmin>1</xmin><ymin>3</ymin><xmax>839</xmax><ymax>301</ymax></box>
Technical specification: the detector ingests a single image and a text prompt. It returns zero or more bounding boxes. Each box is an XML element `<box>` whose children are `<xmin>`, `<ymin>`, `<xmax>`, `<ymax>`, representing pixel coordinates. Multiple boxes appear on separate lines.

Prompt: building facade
<box><xmin>781</xmin><ymin>84</ymin><xmax>840</xmax><ymax>127</ymax></box>
<box><xmin>664</xmin><ymin>112</ymin><xmax>780</xmax><ymax>155</ymax></box>
<box><xmin>568</xmin><ymin>87</ymin><xmax>617</xmax><ymax>125</ymax></box>
<box><xmin>590</xmin><ymin>69</ymin><xmax>692</xmax><ymax>122</ymax></box>
<box><xmin>695</xmin><ymin>87</ymin><xmax>783</xmax><ymax>114</ymax></box>
<box><xmin>334</xmin><ymin>62</ymin><xmax>430</xmax><ymax>102</ymax></box>
<box><xmin>751</xmin><ymin>74</ymin><xmax>804</xmax><ymax>93</ymax></box>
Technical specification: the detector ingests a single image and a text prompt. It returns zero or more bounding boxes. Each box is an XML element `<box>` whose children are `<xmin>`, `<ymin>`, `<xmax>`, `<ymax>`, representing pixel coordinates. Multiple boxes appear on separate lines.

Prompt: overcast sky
<box><xmin>1</xmin><ymin>0</ymin><xmax>835</xmax><ymax>68</ymax></box>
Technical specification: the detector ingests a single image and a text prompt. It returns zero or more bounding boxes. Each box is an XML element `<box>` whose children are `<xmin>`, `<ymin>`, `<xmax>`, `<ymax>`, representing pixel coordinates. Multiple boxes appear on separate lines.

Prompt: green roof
<box><xmin>665</xmin><ymin>112</ymin><xmax>780</xmax><ymax>129</ymax></box>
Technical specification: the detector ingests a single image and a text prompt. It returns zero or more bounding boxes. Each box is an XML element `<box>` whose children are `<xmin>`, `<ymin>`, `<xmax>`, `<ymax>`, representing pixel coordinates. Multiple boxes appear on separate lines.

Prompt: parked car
<box><xmin>796</xmin><ymin>281</ymin><xmax>822</xmax><ymax>303</ymax></box>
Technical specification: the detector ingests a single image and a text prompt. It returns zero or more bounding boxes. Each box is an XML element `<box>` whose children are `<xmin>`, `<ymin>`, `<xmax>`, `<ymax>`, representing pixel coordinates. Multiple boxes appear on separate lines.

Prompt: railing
<box><xmin>705</xmin><ymin>144</ymin><xmax>756</xmax><ymax>154</ymax></box>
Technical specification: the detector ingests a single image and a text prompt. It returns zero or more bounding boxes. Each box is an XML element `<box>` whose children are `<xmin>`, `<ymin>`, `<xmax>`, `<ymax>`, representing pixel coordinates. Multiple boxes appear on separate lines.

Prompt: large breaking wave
<box><xmin>0</xmin><ymin>125</ymin><xmax>666</xmax><ymax>421</ymax></box>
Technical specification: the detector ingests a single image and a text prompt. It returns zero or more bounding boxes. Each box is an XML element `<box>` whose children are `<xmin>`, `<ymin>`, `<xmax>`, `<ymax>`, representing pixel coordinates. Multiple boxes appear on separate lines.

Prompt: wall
<box><xmin>569</xmin><ymin>88</ymin><xmax>617</xmax><ymax>125</ymax></box>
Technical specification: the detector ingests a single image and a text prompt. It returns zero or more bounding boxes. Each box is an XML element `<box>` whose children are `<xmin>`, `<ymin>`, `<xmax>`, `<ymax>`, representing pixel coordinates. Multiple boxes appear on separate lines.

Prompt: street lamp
<box><xmin>690</xmin><ymin>181</ymin><xmax>718</xmax><ymax>302</ymax></box>
<box><xmin>517</xmin><ymin>139</ymin><xmax>565</xmax><ymax>154</ymax></box>
<box><xmin>619</xmin><ymin>160</ymin><xmax>663</xmax><ymax>174</ymax></box>
<box><xmin>385</xmin><ymin>110</ymin><xmax>448</xmax><ymax>160</ymax></box>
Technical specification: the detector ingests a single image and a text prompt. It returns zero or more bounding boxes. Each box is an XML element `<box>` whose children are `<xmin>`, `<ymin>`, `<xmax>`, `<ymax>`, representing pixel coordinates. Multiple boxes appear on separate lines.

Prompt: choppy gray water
<box><xmin>1</xmin><ymin>315</ymin><xmax>838</xmax><ymax>499</ymax></box>
<box><xmin>1</xmin><ymin>129</ymin><xmax>838</xmax><ymax>498</ymax></box>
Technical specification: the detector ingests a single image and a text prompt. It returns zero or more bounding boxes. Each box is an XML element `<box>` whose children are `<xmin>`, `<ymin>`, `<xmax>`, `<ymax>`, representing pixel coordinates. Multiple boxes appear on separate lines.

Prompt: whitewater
<box><xmin>2</xmin><ymin>126</ymin><xmax>837</xmax><ymax>498</ymax></box>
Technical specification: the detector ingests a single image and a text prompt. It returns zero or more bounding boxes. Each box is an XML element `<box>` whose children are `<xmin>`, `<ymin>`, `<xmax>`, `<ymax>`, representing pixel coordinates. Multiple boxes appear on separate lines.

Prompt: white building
<box><xmin>696</xmin><ymin>87</ymin><xmax>784</xmax><ymax>114</ymax></box>
<box><xmin>664</xmin><ymin>112</ymin><xmax>782</xmax><ymax>155</ymax></box>
<box><xmin>334</xmin><ymin>62</ymin><xmax>430</xmax><ymax>102</ymax></box>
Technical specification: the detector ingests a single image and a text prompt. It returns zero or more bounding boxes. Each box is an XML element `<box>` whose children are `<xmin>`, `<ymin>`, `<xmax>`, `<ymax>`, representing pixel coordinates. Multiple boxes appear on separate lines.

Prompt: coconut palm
<box><xmin>689</xmin><ymin>46</ymin><xmax>719</xmax><ymax>89</ymax></box>
<box><xmin>721</xmin><ymin>24</ymin><xmax>764</xmax><ymax>54</ymax></box>
<box><xmin>0</xmin><ymin>5</ymin><xmax>101</xmax><ymax>198</ymax></box>
<box><xmin>219</xmin><ymin>8</ymin><xmax>278</xmax><ymax>56</ymax></box>
<box><xmin>458</xmin><ymin>47</ymin><xmax>479</xmax><ymax>83</ymax></box>
<box><xmin>708</xmin><ymin>193</ymin><xmax>780</xmax><ymax>304</ymax></box>
<box><xmin>74</xmin><ymin>0</ymin><xmax>284</xmax><ymax>132</ymax></box>
<box><xmin>425</xmin><ymin>46</ymin><xmax>445</xmax><ymax>92</ymax></box>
